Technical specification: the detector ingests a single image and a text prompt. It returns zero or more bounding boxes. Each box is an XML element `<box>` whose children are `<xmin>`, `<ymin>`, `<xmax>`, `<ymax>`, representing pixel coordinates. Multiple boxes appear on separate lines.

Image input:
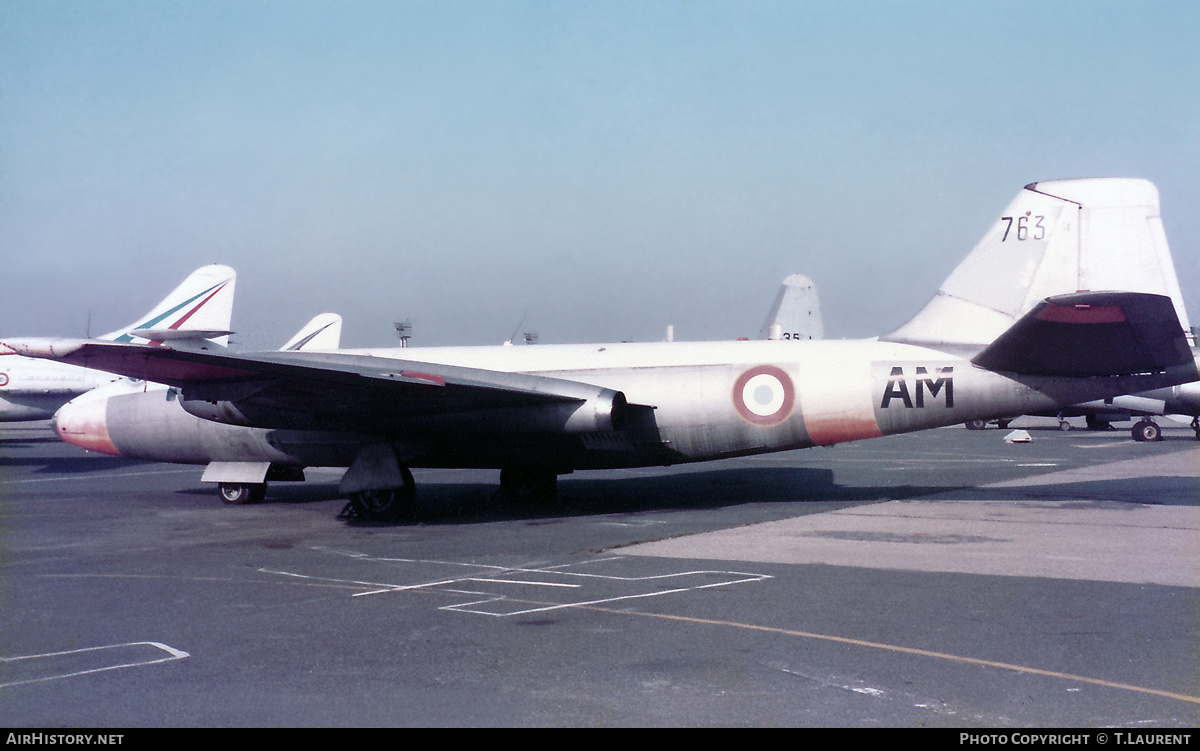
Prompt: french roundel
<box><xmin>732</xmin><ymin>365</ymin><xmax>795</xmax><ymax>426</ymax></box>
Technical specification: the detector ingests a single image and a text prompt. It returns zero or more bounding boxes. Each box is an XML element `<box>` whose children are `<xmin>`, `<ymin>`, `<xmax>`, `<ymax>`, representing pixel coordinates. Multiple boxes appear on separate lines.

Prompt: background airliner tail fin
<box><xmin>886</xmin><ymin>179</ymin><xmax>1191</xmax><ymax>348</ymax></box>
<box><xmin>759</xmin><ymin>274</ymin><xmax>823</xmax><ymax>341</ymax></box>
<box><xmin>280</xmin><ymin>313</ymin><xmax>342</xmax><ymax>351</ymax></box>
<box><xmin>100</xmin><ymin>265</ymin><xmax>236</xmax><ymax>346</ymax></box>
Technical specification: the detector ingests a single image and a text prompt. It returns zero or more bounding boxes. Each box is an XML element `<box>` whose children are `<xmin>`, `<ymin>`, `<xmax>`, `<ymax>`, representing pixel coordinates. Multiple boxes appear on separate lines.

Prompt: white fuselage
<box><xmin>0</xmin><ymin>356</ymin><xmax>120</xmax><ymax>421</ymax></box>
<box><xmin>54</xmin><ymin>337</ymin><xmax>1194</xmax><ymax>470</ymax></box>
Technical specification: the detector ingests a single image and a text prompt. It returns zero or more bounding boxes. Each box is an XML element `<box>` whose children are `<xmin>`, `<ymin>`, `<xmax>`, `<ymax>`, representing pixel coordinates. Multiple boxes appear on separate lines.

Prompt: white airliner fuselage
<box><xmin>0</xmin><ymin>360</ymin><xmax>119</xmax><ymax>421</ymax></box>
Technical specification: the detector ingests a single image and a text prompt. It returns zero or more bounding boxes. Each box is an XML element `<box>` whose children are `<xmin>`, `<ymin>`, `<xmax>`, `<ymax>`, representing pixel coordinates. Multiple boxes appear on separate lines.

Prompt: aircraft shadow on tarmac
<box><xmin>0</xmin><ymin>450</ymin><xmax>148</xmax><ymax>474</ymax></box>
<box><xmin>0</xmin><ymin>435</ymin><xmax>61</xmax><ymax>445</ymax></box>
<box><xmin>0</xmin><ymin>429</ymin><xmax>147</xmax><ymax>473</ymax></box>
<box><xmin>177</xmin><ymin>466</ymin><xmax>964</xmax><ymax>526</ymax></box>
<box><xmin>173</xmin><ymin>454</ymin><xmax>1200</xmax><ymax>524</ymax></box>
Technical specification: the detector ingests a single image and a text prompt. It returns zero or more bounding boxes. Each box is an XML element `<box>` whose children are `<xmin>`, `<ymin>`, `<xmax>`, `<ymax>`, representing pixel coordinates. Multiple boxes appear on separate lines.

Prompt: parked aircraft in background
<box><xmin>0</xmin><ymin>265</ymin><xmax>235</xmax><ymax>421</ymax></box>
<box><xmin>7</xmin><ymin>179</ymin><xmax>1196</xmax><ymax>522</ymax></box>
<box><xmin>275</xmin><ymin>312</ymin><xmax>342</xmax><ymax>353</ymax></box>
<box><xmin>1039</xmin><ymin>385</ymin><xmax>1200</xmax><ymax>441</ymax></box>
<box><xmin>53</xmin><ymin>313</ymin><xmax>343</xmax><ymax>504</ymax></box>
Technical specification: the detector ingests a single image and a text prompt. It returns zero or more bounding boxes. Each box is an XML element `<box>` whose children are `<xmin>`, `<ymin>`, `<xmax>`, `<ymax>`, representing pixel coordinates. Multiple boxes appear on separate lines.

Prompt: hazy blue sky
<box><xmin>3</xmin><ymin>1</ymin><xmax>1198</xmax><ymax>348</ymax></box>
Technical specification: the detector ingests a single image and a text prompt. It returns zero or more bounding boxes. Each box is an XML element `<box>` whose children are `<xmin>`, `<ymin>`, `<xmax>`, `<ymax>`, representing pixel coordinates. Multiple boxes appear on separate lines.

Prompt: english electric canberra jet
<box><xmin>6</xmin><ymin>179</ymin><xmax>1196</xmax><ymax>521</ymax></box>
<box><xmin>0</xmin><ymin>265</ymin><xmax>236</xmax><ymax>421</ymax></box>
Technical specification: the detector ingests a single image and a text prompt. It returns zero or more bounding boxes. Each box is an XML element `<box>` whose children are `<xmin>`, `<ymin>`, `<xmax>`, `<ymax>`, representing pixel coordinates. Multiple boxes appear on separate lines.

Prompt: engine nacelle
<box><xmin>181</xmin><ymin>388</ymin><xmax>628</xmax><ymax>436</ymax></box>
<box><xmin>518</xmin><ymin>388</ymin><xmax>628</xmax><ymax>434</ymax></box>
<box><xmin>181</xmin><ymin>398</ymin><xmax>254</xmax><ymax>427</ymax></box>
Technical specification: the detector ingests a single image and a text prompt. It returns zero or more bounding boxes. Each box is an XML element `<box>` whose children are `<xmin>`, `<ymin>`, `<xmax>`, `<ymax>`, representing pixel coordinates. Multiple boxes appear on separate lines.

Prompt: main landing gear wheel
<box><xmin>348</xmin><ymin>466</ymin><xmax>416</xmax><ymax>522</ymax></box>
<box><xmin>965</xmin><ymin>420</ymin><xmax>987</xmax><ymax>430</ymax></box>
<box><xmin>1131</xmin><ymin>419</ymin><xmax>1162</xmax><ymax>442</ymax></box>
<box><xmin>497</xmin><ymin>467</ymin><xmax>559</xmax><ymax>505</ymax></box>
<box><xmin>219</xmin><ymin>482</ymin><xmax>266</xmax><ymax>505</ymax></box>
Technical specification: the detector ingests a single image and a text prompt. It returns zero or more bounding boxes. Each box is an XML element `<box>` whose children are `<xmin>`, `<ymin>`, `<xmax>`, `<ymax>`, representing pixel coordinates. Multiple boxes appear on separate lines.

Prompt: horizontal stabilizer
<box><xmin>971</xmin><ymin>292</ymin><xmax>1192</xmax><ymax>377</ymax></box>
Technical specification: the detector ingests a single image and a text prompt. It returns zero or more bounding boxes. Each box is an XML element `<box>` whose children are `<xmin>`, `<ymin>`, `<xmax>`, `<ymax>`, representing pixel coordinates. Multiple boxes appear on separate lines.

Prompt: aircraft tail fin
<box><xmin>760</xmin><ymin>274</ymin><xmax>824</xmax><ymax>341</ymax></box>
<box><xmin>280</xmin><ymin>313</ymin><xmax>342</xmax><ymax>351</ymax></box>
<box><xmin>886</xmin><ymin>179</ymin><xmax>1192</xmax><ymax>348</ymax></box>
<box><xmin>972</xmin><ymin>291</ymin><xmax>1194</xmax><ymax>377</ymax></box>
<box><xmin>100</xmin><ymin>265</ymin><xmax>236</xmax><ymax>347</ymax></box>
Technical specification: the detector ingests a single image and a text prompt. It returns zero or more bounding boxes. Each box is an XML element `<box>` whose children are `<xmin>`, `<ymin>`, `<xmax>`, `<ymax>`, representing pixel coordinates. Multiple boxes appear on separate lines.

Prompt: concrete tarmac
<box><xmin>1</xmin><ymin>418</ymin><xmax>1197</xmax><ymax>727</ymax></box>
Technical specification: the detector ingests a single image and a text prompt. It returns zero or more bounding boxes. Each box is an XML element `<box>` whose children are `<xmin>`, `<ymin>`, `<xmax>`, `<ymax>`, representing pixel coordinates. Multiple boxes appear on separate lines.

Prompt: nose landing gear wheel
<box><xmin>219</xmin><ymin>483</ymin><xmax>266</xmax><ymax>505</ymax></box>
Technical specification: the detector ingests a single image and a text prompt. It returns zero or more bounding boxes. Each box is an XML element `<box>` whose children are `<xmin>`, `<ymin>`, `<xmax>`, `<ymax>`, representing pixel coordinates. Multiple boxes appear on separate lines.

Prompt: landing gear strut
<box><xmin>964</xmin><ymin>418</ymin><xmax>1013</xmax><ymax>431</ymax></box>
<box><xmin>496</xmin><ymin>467</ymin><xmax>559</xmax><ymax>504</ymax></box>
<box><xmin>348</xmin><ymin>466</ymin><xmax>416</xmax><ymax>522</ymax></box>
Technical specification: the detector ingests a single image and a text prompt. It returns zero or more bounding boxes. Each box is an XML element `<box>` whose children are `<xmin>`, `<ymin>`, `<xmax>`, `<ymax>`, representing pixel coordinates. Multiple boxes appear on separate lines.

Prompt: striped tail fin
<box><xmin>101</xmin><ymin>265</ymin><xmax>236</xmax><ymax>346</ymax></box>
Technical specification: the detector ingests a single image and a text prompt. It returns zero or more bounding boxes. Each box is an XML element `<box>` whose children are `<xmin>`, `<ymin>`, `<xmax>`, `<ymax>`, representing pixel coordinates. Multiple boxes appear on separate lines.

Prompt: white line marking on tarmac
<box><xmin>0</xmin><ymin>642</ymin><xmax>189</xmax><ymax>689</ymax></box>
<box><xmin>259</xmin><ymin>553</ymin><xmax>772</xmax><ymax>616</ymax></box>
<box><xmin>467</xmin><ymin>578</ymin><xmax>582</xmax><ymax>588</ymax></box>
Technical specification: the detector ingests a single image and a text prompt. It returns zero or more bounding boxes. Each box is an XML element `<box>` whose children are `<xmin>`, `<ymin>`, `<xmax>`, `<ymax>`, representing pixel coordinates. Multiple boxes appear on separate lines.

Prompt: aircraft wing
<box><xmin>0</xmin><ymin>338</ymin><xmax>628</xmax><ymax>435</ymax></box>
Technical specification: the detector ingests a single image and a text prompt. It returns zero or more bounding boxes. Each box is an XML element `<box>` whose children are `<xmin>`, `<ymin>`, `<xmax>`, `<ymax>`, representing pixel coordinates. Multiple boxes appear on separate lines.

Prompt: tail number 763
<box><xmin>1000</xmin><ymin>214</ymin><xmax>1045</xmax><ymax>242</ymax></box>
